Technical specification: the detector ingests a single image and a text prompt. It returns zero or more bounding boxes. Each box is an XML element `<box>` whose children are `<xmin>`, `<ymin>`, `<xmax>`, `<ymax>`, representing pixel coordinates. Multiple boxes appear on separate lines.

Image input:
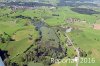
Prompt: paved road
<box><xmin>65</xmin><ymin>33</ymin><xmax>80</xmax><ymax>66</ymax></box>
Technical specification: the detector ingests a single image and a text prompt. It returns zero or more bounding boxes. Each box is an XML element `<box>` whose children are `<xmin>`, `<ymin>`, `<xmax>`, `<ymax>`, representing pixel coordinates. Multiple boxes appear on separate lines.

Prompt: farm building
<box><xmin>66</xmin><ymin>18</ymin><xmax>81</xmax><ymax>23</ymax></box>
<box><xmin>66</xmin><ymin>27</ymin><xmax>72</xmax><ymax>33</ymax></box>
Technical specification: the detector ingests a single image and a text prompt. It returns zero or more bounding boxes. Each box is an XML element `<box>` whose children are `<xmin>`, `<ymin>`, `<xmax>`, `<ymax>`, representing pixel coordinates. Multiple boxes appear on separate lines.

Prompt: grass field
<box><xmin>0</xmin><ymin>7</ymin><xmax>39</xmax><ymax>60</ymax></box>
<box><xmin>0</xmin><ymin>6</ymin><xmax>100</xmax><ymax>66</ymax></box>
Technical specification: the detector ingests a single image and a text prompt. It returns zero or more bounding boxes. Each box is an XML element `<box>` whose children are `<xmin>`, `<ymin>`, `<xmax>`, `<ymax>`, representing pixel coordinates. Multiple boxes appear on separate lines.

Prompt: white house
<box><xmin>72</xmin><ymin>57</ymin><xmax>79</xmax><ymax>63</ymax></box>
<box><xmin>66</xmin><ymin>27</ymin><xmax>72</xmax><ymax>33</ymax></box>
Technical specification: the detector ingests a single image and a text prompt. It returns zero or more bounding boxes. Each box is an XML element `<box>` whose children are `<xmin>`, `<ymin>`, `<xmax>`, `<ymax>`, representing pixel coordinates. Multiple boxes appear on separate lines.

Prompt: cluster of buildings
<box><xmin>11</xmin><ymin>5</ymin><xmax>37</xmax><ymax>10</ymax></box>
<box><xmin>66</xmin><ymin>18</ymin><xmax>81</xmax><ymax>23</ymax></box>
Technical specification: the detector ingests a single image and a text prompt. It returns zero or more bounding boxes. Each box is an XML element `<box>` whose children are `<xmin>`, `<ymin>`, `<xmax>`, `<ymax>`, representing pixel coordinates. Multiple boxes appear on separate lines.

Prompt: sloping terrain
<box><xmin>0</xmin><ymin>3</ymin><xmax>100</xmax><ymax>66</ymax></box>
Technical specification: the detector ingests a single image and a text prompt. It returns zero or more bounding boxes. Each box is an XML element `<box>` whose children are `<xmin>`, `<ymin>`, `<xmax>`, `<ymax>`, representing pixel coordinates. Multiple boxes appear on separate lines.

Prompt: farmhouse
<box><xmin>61</xmin><ymin>25</ymin><xmax>73</xmax><ymax>33</ymax></box>
<box><xmin>93</xmin><ymin>24</ymin><xmax>100</xmax><ymax>30</ymax></box>
<box><xmin>66</xmin><ymin>18</ymin><xmax>81</xmax><ymax>23</ymax></box>
<box><xmin>50</xmin><ymin>7</ymin><xmax>56</xmax><ymax>10</ymax></box>
<box><xmin>66</xmin><ymin>27</ymin><xmax>72</xmax><ymax>33</ymax></box>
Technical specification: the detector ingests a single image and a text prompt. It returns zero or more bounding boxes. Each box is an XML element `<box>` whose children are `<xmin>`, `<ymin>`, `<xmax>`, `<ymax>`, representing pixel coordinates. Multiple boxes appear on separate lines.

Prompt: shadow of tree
<box><xmin>0</xmin><ymin>49</ymin><xmax>9</xmax><ymax>61</ymax></box>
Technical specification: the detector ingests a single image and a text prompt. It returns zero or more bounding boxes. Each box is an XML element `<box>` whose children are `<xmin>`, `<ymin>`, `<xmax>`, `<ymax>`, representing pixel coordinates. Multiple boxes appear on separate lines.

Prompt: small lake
<box><xmin>71</xmin><ymin>8</ymin><xmax>100</xmax><ymax>15</ymax></box>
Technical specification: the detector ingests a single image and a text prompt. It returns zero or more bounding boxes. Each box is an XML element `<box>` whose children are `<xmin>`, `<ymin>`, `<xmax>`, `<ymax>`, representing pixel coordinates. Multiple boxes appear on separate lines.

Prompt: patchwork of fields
<box><xmin>0</xmin><ymin>5</ymin><xmax>100</xmax><ymax>66</ymax></box>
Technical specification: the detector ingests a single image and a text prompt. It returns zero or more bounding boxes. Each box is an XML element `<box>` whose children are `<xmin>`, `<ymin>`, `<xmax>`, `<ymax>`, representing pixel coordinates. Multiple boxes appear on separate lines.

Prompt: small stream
<box><xmin>32</xmin><ymin>21</ymin><xmax>46</xmax><ymax>29</ymax></box>
<box><xmin>31</xmin><ymin>19</ymin><xmax>49</xmax><ymax>41</ymax></box>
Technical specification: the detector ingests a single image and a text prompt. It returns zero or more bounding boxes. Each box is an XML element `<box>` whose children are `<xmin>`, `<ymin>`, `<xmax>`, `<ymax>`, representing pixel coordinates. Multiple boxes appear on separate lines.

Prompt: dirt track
<box><xmin>65</xmin><ymin>33</ymin><xmax>80</xmax><ymax>66</ymax></box>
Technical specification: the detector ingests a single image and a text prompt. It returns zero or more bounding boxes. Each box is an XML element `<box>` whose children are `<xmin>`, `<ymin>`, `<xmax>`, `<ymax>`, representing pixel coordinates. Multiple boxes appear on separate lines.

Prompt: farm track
<box><xmin>65</xmin><ymin>33</ymin><xmax>80</xmax><ymax>66</ymax></box>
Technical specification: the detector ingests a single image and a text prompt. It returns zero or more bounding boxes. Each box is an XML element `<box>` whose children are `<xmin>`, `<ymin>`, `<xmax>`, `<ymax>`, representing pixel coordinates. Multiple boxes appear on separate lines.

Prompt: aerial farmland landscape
<box><xmin>0</xmin><ymin>0</ymin><xmax>100</xmax><ymax>66</ymax></box>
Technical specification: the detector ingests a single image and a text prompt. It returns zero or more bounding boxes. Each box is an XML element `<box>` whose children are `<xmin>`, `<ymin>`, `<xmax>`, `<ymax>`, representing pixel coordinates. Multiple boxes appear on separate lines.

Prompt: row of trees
<box><xmin>0</xmin><ymin>32</ymin><xmax>15</xmax><ymax>43</ymax></box>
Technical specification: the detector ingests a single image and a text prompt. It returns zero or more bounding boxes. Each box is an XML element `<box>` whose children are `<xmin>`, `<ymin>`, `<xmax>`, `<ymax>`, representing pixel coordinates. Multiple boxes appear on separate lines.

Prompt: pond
<box><xmin>71</xmin><ymin>8</ymin><xmax>100</xmax><ymax>15</ymax></box>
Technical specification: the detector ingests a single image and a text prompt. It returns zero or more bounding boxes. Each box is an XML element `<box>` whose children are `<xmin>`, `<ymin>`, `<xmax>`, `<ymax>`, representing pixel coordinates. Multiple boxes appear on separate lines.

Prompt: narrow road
<box><xmin>65</xmin><ymin>33</ymin><xmax>80</xmax><ymax>66</ymax></box>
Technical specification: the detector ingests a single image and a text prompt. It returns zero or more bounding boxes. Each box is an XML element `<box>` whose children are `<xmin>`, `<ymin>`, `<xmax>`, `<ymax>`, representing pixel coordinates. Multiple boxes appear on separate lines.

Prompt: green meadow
<box><xmin>0</xmin><ymin>5</ymin><xmax>100</xmax><ymax>66</ymax></box>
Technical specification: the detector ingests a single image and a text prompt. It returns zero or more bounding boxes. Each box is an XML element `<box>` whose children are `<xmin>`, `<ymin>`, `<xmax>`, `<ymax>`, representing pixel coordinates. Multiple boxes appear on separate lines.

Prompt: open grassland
<box><xmin>67</xmin><ymin>21</ymin><xmax>100</xmax><ymax>66</ymax></box>
<box><xmin>51</xmin><ymin>23</ymin><xmax>100</xmax><ymax>66</ymax></box>
<box><xmin>9</xmin><ymin>7</ymin><xmax>98</xmax><ymax>26</ymax></box>
<box><xmin>0</xmin><ymin>6</ymin><xmax>100</xmax><ymax>66</ymax></box>
<box><xmin>0</xmin><ymin>7</ymin><xmax>39</xmax><ymax>60</ymax></box>
<box><xmin>45</xmin><ymin>7</ymin><xmax>98</xmax><ymax>26</ymax></box>
<box><xmin>0</xmin><ymin>24</ymin><xmax>39</xmax><ymax>58</ymax></box>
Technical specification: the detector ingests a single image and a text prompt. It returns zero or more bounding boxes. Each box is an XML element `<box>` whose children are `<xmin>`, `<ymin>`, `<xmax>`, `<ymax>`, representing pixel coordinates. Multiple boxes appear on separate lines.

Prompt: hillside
<box><xmin>0</xmin><ymin>1</ymin><xmax>100</xmax><ymax>66</ymax></box>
